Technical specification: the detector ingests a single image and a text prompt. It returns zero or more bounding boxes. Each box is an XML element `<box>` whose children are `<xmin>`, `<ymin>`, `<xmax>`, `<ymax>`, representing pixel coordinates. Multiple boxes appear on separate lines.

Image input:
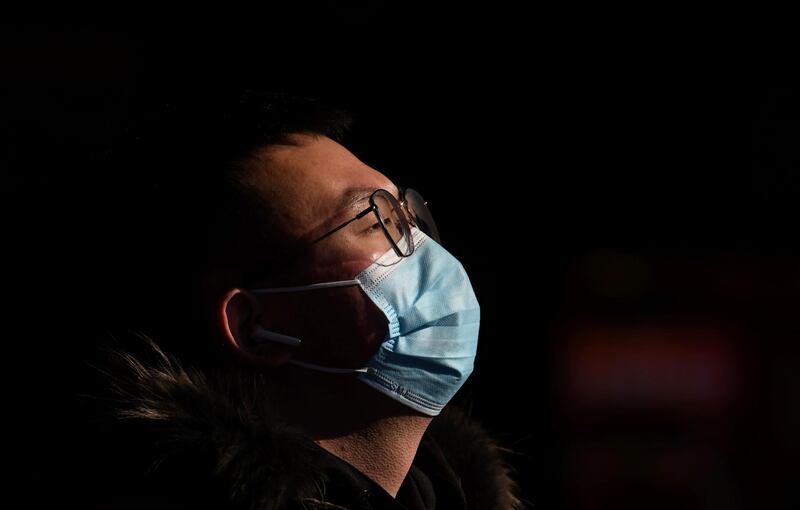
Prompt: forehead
<box><xmin>240</xmin><ymin>134</ymin><xmax>397</xmax><ymax>239</ymax></box>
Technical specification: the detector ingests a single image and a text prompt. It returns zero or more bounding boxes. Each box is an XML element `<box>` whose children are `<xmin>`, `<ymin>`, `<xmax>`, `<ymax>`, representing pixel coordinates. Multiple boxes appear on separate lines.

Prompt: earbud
<box><xmin>251</xmin><ymin>324</ymin><xmax>303</xmax><ymax>347</ymax></box>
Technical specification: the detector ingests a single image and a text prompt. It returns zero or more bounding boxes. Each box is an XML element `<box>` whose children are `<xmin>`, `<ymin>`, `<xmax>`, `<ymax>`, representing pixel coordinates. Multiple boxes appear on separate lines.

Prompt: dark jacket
<box><xmin>83</xmin><ymin>341</ymin><xmax>522</xmax><ymax>510</ymax></box>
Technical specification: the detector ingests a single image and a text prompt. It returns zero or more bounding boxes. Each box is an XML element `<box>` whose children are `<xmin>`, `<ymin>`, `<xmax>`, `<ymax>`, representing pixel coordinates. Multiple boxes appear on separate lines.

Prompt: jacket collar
<box><xmin>101</xmin><ymin>339</ymin><xmax>522</xmax><ymax>509</ymax></box>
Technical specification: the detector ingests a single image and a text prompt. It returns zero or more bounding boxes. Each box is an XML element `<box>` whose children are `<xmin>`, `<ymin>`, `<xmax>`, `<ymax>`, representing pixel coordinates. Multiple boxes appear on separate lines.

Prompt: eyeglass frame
<box><xmin>310</xmin><ymin>187</ymin><xmax>431</xmax><ymax>258</ymax></box>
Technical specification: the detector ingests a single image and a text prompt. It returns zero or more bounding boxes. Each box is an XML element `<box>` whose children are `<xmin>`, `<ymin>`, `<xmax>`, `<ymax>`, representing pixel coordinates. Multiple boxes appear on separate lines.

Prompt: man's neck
<box><xmin>272</xmin><ymin>368</ymin><xmax>432</xmax><ymax>498</ymax></box>
<box><xmin>315</xmin><ymin>414</ymin><xmax>431</xmax><ymax>497</ymax></box>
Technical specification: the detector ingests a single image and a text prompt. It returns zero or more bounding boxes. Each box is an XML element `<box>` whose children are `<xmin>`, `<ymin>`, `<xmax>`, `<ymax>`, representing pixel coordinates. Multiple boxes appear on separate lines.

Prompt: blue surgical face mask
<box><xmin>251</xmin><ymin>227</ymin><xmax>480</xmax><ymax>416</ymax></box>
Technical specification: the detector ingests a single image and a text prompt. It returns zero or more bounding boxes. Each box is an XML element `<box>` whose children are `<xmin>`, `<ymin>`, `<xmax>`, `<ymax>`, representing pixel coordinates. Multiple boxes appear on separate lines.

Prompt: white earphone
<box><xmin>251</xmin><ymin>324</ymin><xmax>303</xmax><ymax>347</ymax></box>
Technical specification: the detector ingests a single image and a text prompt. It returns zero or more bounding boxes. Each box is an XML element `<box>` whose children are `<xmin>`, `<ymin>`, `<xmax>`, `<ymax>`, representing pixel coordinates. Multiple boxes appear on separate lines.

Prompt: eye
<box><xmin>365</xmin><ymin>217</ymin><xmax>391</xmax><ymax>235</ymax></box>
<box><xmin>363</xmin><ymin>221</ymin><xmax>382</xmax><ymax>234</ymax></box>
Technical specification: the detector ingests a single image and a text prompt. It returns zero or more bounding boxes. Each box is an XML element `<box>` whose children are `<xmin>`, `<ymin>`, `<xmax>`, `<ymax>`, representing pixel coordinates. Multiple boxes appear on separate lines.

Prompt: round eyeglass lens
<box><xmin>372</xmin><ymin>190</ymin><xmax>413</xmax><ymax>256</ymax></box>
<box><xmin>403</xmin><ymin>188</ymin><xmax>440</xmax><ymax>243</ymax></box>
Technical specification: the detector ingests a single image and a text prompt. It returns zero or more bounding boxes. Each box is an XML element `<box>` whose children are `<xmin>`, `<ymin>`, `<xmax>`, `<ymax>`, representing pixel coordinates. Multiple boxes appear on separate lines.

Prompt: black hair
<box><xmin>101</xmin><ymin>88</ymin><xmax>353</xmax><ymax>366</ymax></box>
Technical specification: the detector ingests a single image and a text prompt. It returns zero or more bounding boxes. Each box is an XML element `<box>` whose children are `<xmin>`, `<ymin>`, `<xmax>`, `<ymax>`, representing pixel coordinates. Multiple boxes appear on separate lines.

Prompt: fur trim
<box><xmin>101</xmin><ymin>338</ymin><xmax>331</xmax><ymax>510</ymax></box>
<box><xmin>429</xmin><ymin>406</ymin><xmax>524</xmax><ymax>509</ymax></box>
<box><xmin>99</xmin><ymin>338</ymin><xmax>523</xmax><ymax>509</ymax></box>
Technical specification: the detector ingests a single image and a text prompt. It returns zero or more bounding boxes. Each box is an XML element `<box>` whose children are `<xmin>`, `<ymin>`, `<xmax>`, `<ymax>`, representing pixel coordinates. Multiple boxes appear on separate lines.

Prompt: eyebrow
<box><xmin>331</xmin><ymin>184</ymin><xmax>403</xmax><ymax>223</ymax></box>
<box><xmin>336</xmin><ymin>186</ymin><xmax>377</xmax><ymax>213</ymax></box>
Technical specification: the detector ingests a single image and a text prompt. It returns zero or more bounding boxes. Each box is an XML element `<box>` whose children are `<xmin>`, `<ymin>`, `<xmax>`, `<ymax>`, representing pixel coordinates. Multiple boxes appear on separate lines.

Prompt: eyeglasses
<box><xmin>311</xmin><ymin>187</ymin><xmax>440</xmax><ymax>258</ymax></box>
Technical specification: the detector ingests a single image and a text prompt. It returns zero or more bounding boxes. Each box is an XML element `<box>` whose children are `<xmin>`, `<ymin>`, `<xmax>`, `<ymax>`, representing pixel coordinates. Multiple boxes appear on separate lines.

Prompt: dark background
<box><xmin>4</xmin><ymin>7</ymin><xmax>799</xmax><ymax>509</ymax></box>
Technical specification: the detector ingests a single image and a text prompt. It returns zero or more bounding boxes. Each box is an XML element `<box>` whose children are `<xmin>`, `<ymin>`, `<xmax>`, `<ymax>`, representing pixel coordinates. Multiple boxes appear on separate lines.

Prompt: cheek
<box><xmin>303</xmin><ymin>249</ymin><xmax>389</xmax><ymax>283</ymax></box>
<box><xmin>269</xmin><ymin>286</ymin><xmax>388</xmax><ymax>367</ymax></box>
<box><xmin>310</xmin><ymin>287</ymin><xmax>388</xmax><ymax>363</ymax></box>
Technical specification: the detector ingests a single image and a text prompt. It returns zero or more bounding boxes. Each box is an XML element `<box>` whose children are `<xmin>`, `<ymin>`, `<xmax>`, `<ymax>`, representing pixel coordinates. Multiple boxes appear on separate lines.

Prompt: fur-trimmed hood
<box><xmin>89</xmin><ymin>340</ymin><xmax>523</xmax><ymax>510</ymax></box>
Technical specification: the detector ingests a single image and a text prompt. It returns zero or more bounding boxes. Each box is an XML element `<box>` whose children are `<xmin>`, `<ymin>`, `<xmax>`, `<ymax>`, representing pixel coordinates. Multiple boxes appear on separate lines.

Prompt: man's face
<box><xmin>237</xmin><ymin>133</ymin><xmax>401</xmax><ymax>367</ymax></box>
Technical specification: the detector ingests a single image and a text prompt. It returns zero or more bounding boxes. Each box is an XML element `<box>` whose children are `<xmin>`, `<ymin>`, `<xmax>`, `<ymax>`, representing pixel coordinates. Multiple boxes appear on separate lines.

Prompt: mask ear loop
<box><xmin>252</xmin><ymin>279</ymin><xmax>360</xmax><ymax>294</ymax></box>
<box><xmin>250</xmin><ymin>281</ymin><xmax>360</xmax><ymax>348</ymax></box>
<box><xmin>251</xmin><ymin>325</ymin><xmax>369</xmax><ymax>373</ymax></box>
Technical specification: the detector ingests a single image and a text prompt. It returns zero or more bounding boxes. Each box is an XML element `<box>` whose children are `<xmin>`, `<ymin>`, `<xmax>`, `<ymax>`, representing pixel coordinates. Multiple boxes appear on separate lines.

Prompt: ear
<box><xmin>218</xmin><ymin>288</ymin><xmax>296</xmax><ymax>367</ymax></box>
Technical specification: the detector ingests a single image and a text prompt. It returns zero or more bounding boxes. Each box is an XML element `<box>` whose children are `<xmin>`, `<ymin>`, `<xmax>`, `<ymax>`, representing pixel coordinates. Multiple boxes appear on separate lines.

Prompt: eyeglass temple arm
<box><xmin>310</xmin><ymin>205</ymin><xmax>375</xmax><ymax>244</ymax></box>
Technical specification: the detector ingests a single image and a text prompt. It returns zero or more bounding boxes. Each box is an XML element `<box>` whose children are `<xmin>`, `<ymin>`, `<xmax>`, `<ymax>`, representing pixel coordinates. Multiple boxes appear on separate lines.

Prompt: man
<box><xmin>88</xmin><ymin>90</ymin><xmax>522</xmax><ymax>509</ymax></box>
